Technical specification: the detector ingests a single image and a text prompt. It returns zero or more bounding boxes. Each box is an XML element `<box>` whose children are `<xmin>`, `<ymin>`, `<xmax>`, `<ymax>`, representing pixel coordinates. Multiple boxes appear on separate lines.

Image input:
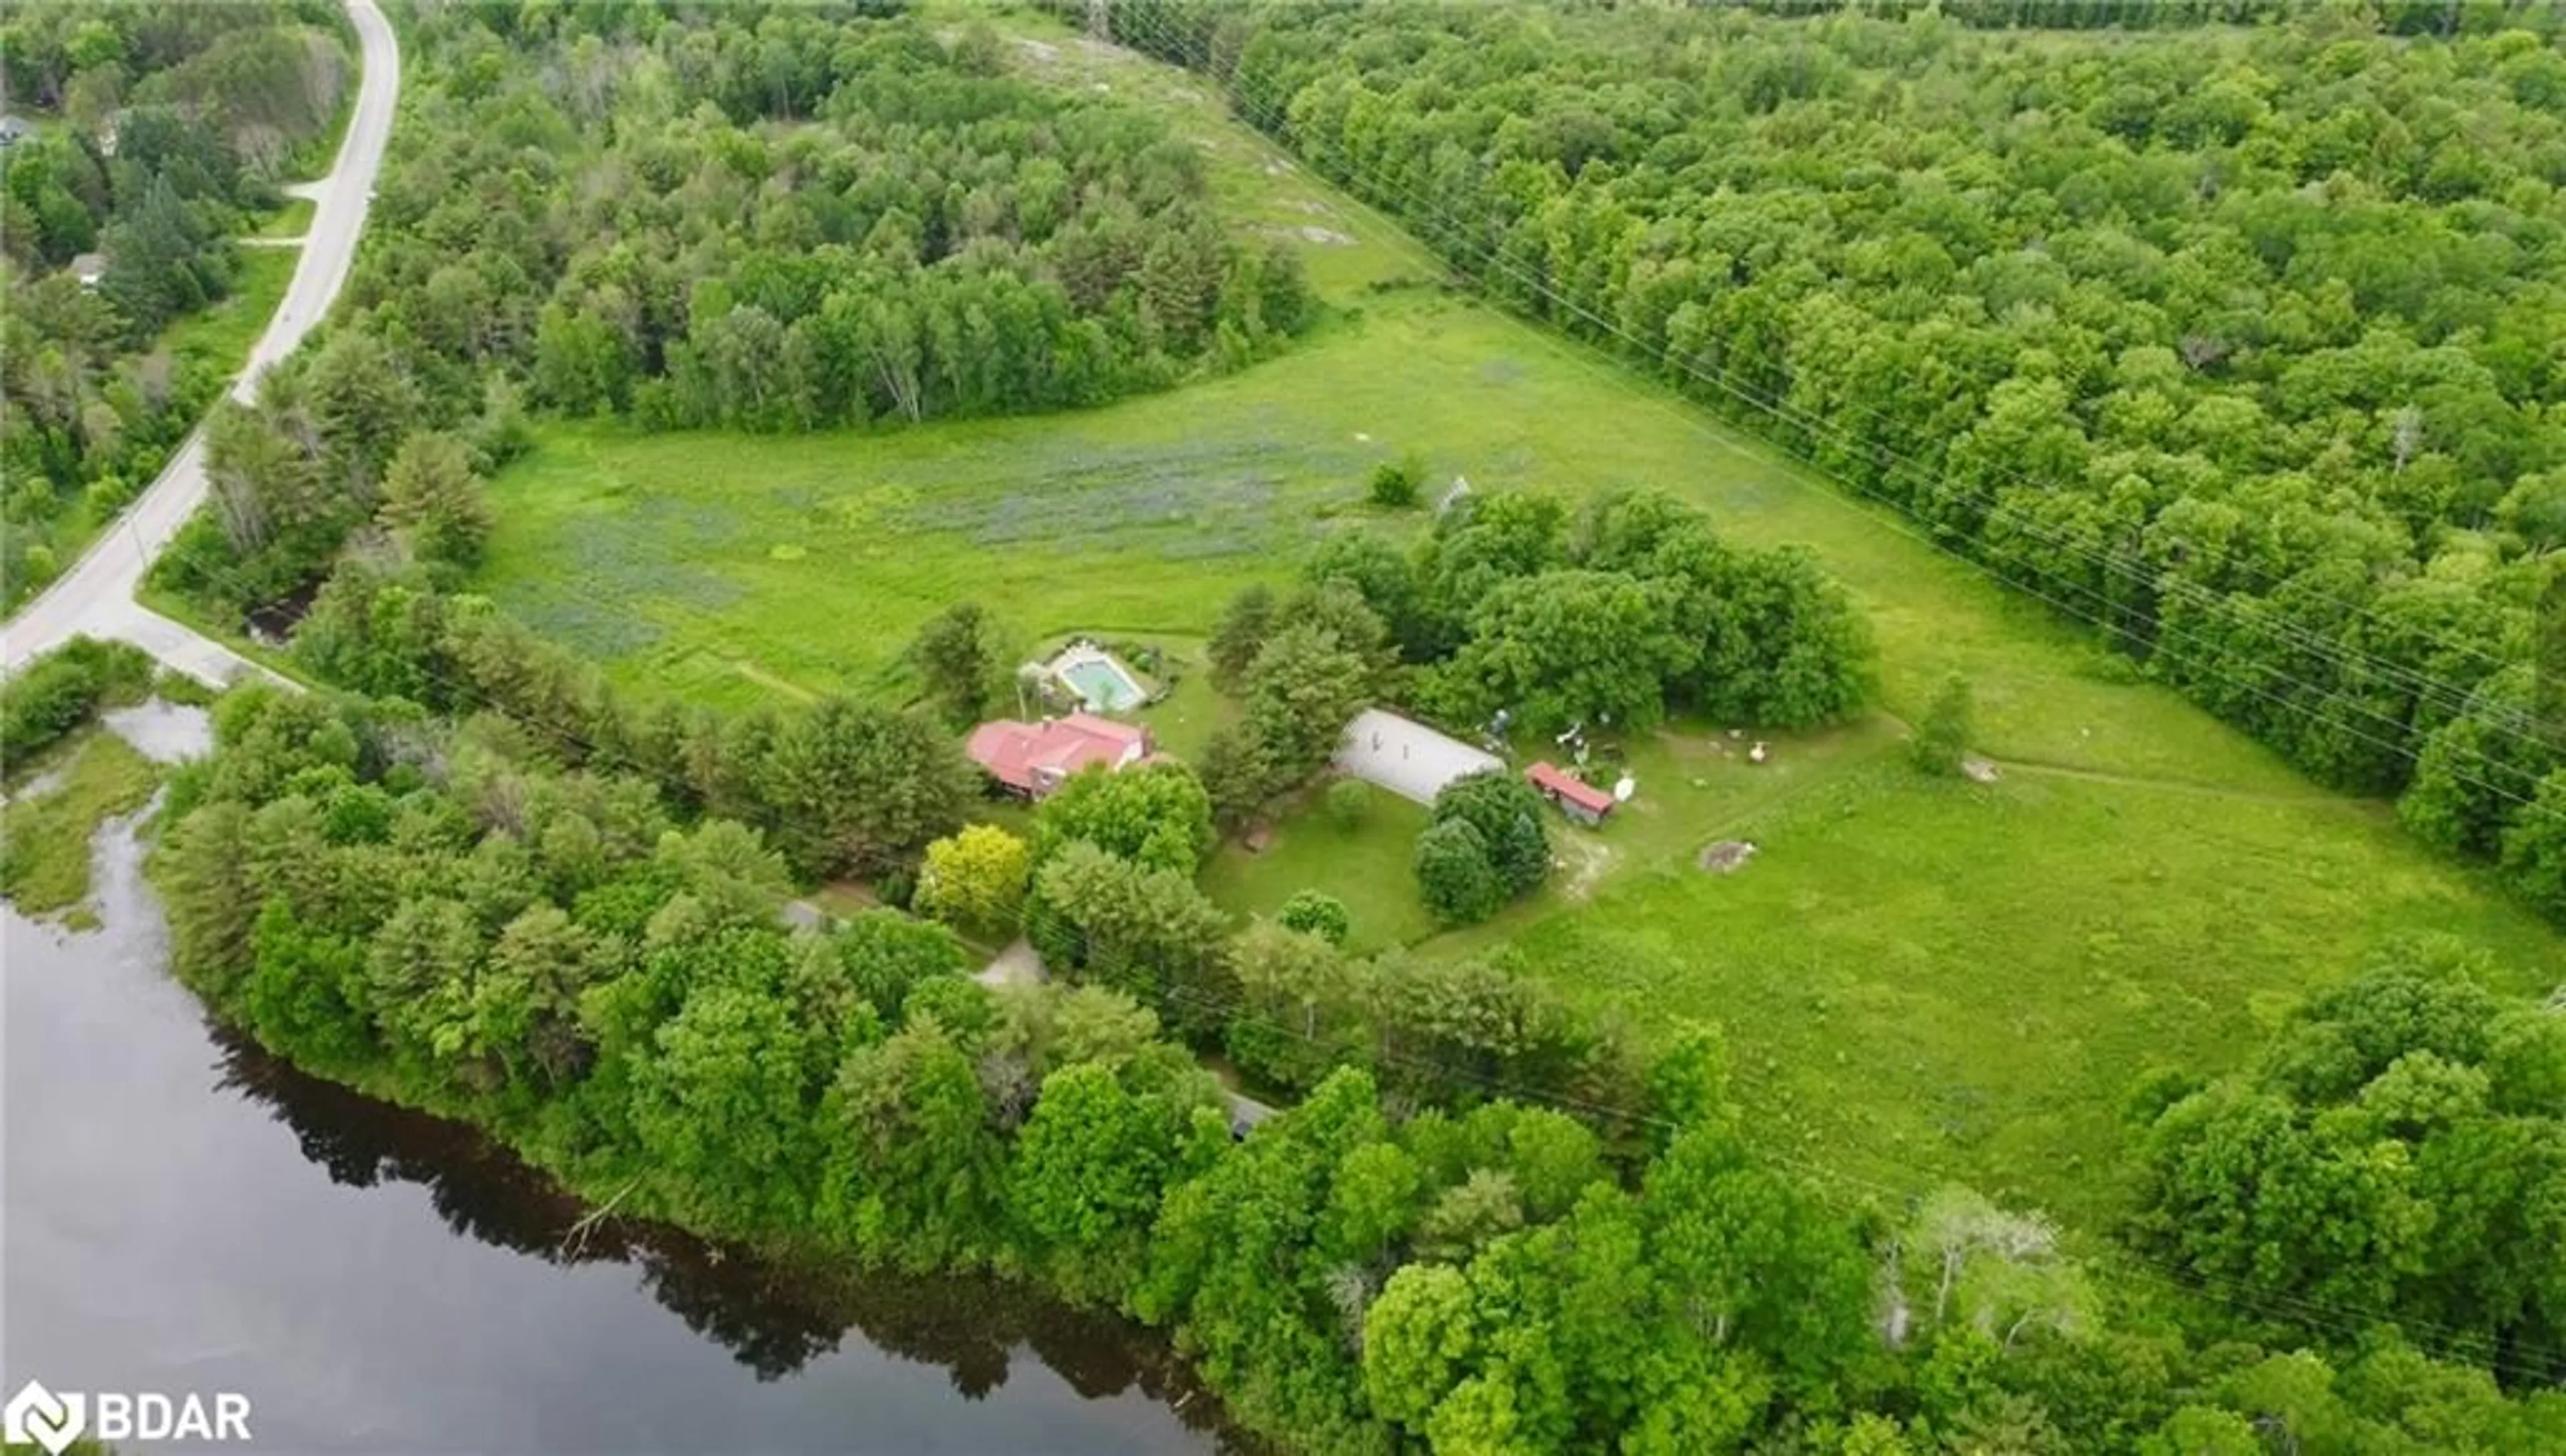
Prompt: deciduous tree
<box><xmin>1912</xmin><ymin>673</ymin><xmax>1976</xmax><ymax>777</ymax></box>
<box><xmin>1278</xmin><ymin>889</ymin><xmax>1351</xmax><ymax>946</ymax></box>
<box><xmin>916</xmin><ymin>824</ymin><xmax>1031</xmax><ymax>940</ymax></box>
<box><xmin>1031</xmin><ymin>760</ymin><xmax>1216</xmax><ymax>874</ymax></box>
<box><xmin>1414</xmin><ymin>817</ymin><xmax>1506</xmax><ymax>927</ymax></box>
<box><xmin>909</xmin><ymin>602</ymin><xmax>1005</xmax><ymax>727</ymax></box>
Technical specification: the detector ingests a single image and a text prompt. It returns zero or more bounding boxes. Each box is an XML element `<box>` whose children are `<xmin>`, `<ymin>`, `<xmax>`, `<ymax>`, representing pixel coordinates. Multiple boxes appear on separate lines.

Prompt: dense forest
<box><xmin>139</xmin><ymin>674</ymin><xmax>2565</xmax><ymax>1452</ymax></box>
<box><xmin>67</xmin><ymin>0</ymin><xmax>2566</xmax><ymax>1446</ymax></box>
<box><xmin>150</xmin><ymin>0</ymin><xmax>1313</xmax><ymax>617</ymax></box>
<box><xmin>1087</xmin><ymin>0</ymin><xmax>2566</xmax><ymax>919</ymax></box>
<box><xmin>2131</xmin><ymin>940</ymin><xmax>2566</xmax><ymax>1392</ymax></box>
<box><xmin>0</xmin><ymin>0</ymin><xmax>349</xmax><ymax>608</ymax></box>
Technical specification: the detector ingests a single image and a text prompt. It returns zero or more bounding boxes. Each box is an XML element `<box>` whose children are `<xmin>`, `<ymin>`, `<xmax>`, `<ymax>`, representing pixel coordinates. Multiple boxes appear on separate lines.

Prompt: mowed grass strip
<box><xmin>470</xmin><ymin>17</ymin><xmax>2566</xmax><ymax>1224</ymax></box>
<box><xmin>1</xmin><ymin>730</ymin><xmax>160</xmax><ymax>928</ymax></box>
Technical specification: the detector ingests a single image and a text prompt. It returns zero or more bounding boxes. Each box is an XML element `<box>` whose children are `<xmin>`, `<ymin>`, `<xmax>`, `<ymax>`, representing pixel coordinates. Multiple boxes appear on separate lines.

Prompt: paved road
<box><xmin>1</xmin><ymin>0</ymin><xmax>400</xmax><ymax>686</ymax></box>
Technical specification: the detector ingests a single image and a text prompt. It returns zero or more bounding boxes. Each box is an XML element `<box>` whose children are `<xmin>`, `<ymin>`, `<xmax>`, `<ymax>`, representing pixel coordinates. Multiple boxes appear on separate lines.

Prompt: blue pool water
<box><xmin>1060</xmin><ymin>657</ymin><xmax>1142</xmax><ymax>710</ymax></box>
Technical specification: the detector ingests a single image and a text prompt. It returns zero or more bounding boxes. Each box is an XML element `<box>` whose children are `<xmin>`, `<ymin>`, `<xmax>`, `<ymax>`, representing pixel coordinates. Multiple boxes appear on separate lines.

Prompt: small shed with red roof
<box><xmin>966</xmin><ymin>712</ymin><xmax>1155</xmax><ymax>800</ymax></box>
<box><xmin>1526</xmin><ymin>760</ymin><xmax>1616</xmax><ymax>827</ymax></box>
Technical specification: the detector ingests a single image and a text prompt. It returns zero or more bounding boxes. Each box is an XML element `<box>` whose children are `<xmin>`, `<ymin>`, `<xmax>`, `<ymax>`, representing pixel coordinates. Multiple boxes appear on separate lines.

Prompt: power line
<box><xmin>1089</xmin><ymin>27</ymin><xmax>2565</xmax><ymax>844</ymax></box>
<box><xmin>1104</xmin><ymin>4</ymin><xmax>2563</xmax><ymax>767</ymax></box>
<box><xmin>156</xmin><ymin>442</ymin><xmax>2565</xmax><ymax>1388</ymax></box>
<box><xmin>144</xmin><ymin>0</ymin><xmax>2566</xmax><ymax>843</ymax></box>
<box><xmin>1131</xmin><ymin>1</ymin><xmax>2544</xmax><ymax>694</ymax></box>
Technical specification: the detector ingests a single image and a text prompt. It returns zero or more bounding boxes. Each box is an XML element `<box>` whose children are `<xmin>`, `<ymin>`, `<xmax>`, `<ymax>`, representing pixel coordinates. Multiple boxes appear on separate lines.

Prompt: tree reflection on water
<box><xmin>206</xmin><ymin>1023</ymin><xmax>1245</xmax><ymax>1443</ymax></box>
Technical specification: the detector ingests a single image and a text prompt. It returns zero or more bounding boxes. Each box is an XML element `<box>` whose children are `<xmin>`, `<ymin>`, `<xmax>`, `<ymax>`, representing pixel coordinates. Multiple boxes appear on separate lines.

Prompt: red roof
<box><xmin>967</xmin><ymin>714</ymin><xmax>1151</xmax><ymax>794</ymax></box>
<box><xmin>1526</xmin><ymin>760</ymin><xmax>1616</xmax><ymax>815</ymax></box>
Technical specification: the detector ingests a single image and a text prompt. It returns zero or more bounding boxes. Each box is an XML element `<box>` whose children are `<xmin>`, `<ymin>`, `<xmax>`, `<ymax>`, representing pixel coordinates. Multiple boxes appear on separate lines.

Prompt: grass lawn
<box><xmin>809</xmin><ymin>881</ymin><xmax>884</xmax><ymax>920</ymax></box>
<box><xmin>1129</xmin><ymin>646</ymin><xmax>1232</xmax><ymax>763</ymax></box>
<box><xmin>1202</xmin><ymin>784</ymin><xmax>1439</xmax><ymax>954</ymax></box>
<box><xmin>1205</xmin><ymin>715</ymin><xmax>2560</xmax><ymax>1219</ymax></box>
<box><xmin>164</xmin><ymin>245</ymin><xmax>296</xmax><ymax>374</ymax></box>
<box><xmin>465</xmin><ymin>10</ymin><xmax>2566</xmax><ymax>1227</ymax></box>
<box><xmin>1468</xmin><ymin>732</ymin><xmax>2557</xmax><ymax>1219</ymax></box>
<box><xmin>1</xmin><ymin>730</ymin><xmax>160</xmax><ymax>929</ymax></box>
<box><xmin>255</xmin><ymin>196</ymin><xmax>316</xmax><ymax>239</ymax></box>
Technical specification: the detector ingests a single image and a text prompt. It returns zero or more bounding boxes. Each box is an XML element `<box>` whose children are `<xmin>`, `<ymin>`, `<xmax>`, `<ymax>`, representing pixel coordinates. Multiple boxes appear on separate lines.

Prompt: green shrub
<box><xmin>1277</xmin><ymin>889</ymin><xmax>1351</xmax><ymax>945</ymax></box>
<box><xmin>1323</xmin><ymin>776</ymin><xmax>1373</xmax><ymax>830</ymax></box>
<box><xmin>1369</xmin><ymin>455</ymin><xmax>1422</xmax><ymax>509</ymax></box>
<box><xmin>1415</xmin><ymin>817</ymin><xmax>1506</xmax><ymax>925</ymax></box>
<box><xmin>1</xmin><ymin>636</ymin><xmax>155</xmax><ymax>768</ymax></box>
<box><xmin>1910</xmin><ymin>672</ymin><xmax>1975</xmax><ymax>777</ymax></box>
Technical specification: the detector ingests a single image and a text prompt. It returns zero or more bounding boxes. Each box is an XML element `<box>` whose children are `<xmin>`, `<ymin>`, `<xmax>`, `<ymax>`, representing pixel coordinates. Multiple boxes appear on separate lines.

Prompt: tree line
<box><xmin>2131</xmin><ymin>937</ymin><xmax>2566</xmax><ymax>1387</ymax></box>
<box><xmin>1742</xmin><ymin>0</ymin><xmax>2566</xmax><ymax>32</ymax></box>
<box><xmin>282</xmin><ymin>551</ymin><xmax>1661</xmax><ymax>1141</ymax></box>
<box><xmin>144</xmin><ymin>0</ymin><xmax>1313</xmax><ymax>623</ymax></box>
<box><xmin>1191</xmin><ymin>486</ymin><xmax>1877</xmax><ymax>830</ymax></box>
<box><xmin>147</xmin><ymin>680</ymin><xmax>2566</xmax><ymax>1451</ymax></box>
<box><xmin>1088</xmin><ymin>0</ymin><xmax>2566</xmax><ymax>923</ymax></box>
<box><xmin>0</xmin><ymin>0</ymin><xmax>349</xmax><ymax>609</ymax></box>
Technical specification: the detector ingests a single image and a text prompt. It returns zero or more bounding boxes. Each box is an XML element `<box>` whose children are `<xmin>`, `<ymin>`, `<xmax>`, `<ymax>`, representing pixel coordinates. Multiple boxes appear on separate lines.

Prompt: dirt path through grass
<box><xmin>473</xmin><ymin>7</ymin><xmax>2566</xmax><ymax>1225</ymax></box>
<box><xmin>1985</xmin><ymin>756</ymin><xmax>2356</xmax><ymax>807</ymax></box>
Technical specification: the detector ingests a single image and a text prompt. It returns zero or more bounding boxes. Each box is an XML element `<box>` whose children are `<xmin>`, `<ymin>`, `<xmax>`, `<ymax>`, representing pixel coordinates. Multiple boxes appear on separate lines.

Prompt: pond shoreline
<box><xmin>2</xmin><ymin>705</ymin><xmax>1235</xmax><ymax>1454</ymax></box>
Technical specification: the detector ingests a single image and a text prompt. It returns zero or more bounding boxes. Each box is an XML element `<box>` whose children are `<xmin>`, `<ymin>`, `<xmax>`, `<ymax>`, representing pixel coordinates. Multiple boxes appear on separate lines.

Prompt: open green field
<box><xmin>1457</xmin><ymin>725</ymin><xmax>2553</xmax><ymax>1217</ymax></box>
<box><xmin>480</xmin><ymin>283</ymin><xmax>2307</xmax><ymax>791</ymax></box>
<box><xmin>469</xmin><ymin>11</ymin><xmax>2566</xmax><ymax>1222</ymax></box>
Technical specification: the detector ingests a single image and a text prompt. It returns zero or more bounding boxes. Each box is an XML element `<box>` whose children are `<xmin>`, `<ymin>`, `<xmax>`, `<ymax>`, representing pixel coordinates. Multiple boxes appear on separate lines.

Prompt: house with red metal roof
<box><xmin>966</xmin><ymin>712</ymin><xmax>1155</xmax><ymax>800</ymax></box>
<box><xmin>1526</xmin><ymin>760</ymin><xmax>1618</xmax><ymax>827</ymax></box>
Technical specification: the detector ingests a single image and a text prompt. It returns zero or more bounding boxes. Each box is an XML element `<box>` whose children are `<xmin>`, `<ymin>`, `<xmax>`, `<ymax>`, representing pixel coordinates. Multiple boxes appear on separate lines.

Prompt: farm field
<box><xmin>481</xmin><ymin>285</ymin><xmax>2309</xmax><ymax>790</ymax></box>
<box><xmin>469</xmin><ymin>11</ymin><xmax>2566</xmax><ymax>1222</ymax></box>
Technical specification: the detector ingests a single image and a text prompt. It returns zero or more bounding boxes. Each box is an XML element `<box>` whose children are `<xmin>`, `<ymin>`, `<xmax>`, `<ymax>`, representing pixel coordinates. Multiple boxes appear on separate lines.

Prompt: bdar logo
<box><xmin>2</xmin><ymin>1379</ymin><xmax>252</xmax><ymax>1451</ymax></box>
<box><xmin>3</xmin><ymin>1380</ymin><xmax>86</xmax><ymax>1456</ymax></box>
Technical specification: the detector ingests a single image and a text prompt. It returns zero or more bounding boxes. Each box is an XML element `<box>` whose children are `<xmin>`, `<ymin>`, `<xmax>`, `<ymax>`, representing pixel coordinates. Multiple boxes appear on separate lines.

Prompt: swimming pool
<box><xmin>1055</xmin><ymin>650</ymin><xmax>1144</xmax><ymax>711</ymax></box>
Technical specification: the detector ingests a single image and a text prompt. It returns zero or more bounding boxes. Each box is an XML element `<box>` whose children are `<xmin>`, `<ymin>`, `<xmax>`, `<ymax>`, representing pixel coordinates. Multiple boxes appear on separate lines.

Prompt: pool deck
<box><xmin>1045</xmin><ymin>643</ymin><xmax>1149</xmax><ymax>712</ymax></box>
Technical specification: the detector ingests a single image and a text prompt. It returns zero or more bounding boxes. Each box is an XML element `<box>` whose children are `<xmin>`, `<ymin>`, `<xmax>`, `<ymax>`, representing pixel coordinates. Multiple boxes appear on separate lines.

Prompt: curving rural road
<box><xmin>1</xmin><ymin>0</ymin><xmax>400</xmax><ymax>686</ymax></box>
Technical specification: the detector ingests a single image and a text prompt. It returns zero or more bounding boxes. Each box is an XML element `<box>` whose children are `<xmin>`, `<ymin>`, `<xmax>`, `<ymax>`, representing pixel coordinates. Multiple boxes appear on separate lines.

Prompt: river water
<box><xmin>1</xmin><ymin>706</ymin><xmax>1222</xmax><ymax>1453</ymax></box>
